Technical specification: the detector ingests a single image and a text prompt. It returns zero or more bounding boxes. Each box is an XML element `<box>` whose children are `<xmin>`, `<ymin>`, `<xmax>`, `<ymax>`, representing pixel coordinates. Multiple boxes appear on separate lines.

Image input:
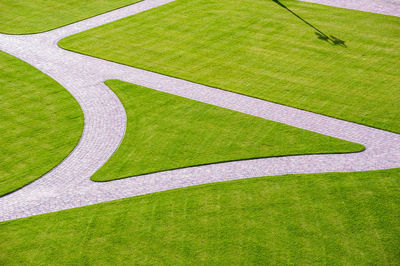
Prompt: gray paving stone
<box><xmin>0</xmin><ymin>0</ymin><xmax>399</xmax><ymax>222</ymax></box>
<box><xmin>299</xmin><ymin>0</ymin><xmax>400</xmax><ymax>17</ymax></box>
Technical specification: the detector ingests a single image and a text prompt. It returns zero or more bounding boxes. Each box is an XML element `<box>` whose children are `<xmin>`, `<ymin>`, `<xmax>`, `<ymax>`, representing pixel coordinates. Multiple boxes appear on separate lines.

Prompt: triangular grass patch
<box><xmin>92</xmin><ymin>80</ymin><xmax>363</xmax><ymax>181</ymax></box>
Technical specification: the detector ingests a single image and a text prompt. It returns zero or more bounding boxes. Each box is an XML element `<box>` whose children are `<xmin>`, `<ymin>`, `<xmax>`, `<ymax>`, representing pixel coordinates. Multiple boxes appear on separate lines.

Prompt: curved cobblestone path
<box><xmin>0</xmin><ymin>0</ymin><xmax>399</xmax><ymax>221</ymax></box>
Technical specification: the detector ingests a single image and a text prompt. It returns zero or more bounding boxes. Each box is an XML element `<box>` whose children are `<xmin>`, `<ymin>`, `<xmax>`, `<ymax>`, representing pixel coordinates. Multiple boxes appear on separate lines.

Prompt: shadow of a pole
<box><xmin>273</xmin><ymin>0</ymin><xmax>347</xmax><ymax>47</ymax></box>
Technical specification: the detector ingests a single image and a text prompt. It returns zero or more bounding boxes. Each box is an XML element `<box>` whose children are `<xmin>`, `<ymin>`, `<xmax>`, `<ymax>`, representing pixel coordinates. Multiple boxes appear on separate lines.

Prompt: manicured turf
<box><xmin>0</xmin><ymin>0</ymin><xmax>140</xmax><ymax>34</ymax></box>
<box><xmin>1</xmin><ymin>1</ymin><xmax>398</xmax><ymax>264</ymax></box>
<box><xmin>91</xmin><ymin>80</ymin><xmax>362</xmax><ymax>181</ymax></box>
<box><xmin>60</xmin><ymin>0</ymin><xmax>400</xmax><ymax>133</ymax></box>
<box><xmin>0</xmin><ymin>51</ymin><xmax>83</xmax><ymax>196</ymax></box>
<box><xmin>1</xmin><ymin>169</ymin><xmax>399</xmax><ymax>264</ymax></box>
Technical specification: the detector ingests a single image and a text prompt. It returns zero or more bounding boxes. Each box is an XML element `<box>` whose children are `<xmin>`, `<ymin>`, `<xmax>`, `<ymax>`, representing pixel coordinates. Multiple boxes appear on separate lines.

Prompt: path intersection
<box><xmin>0</xmin><ymin>0</ymin><xmax>399</xmax><ymax>221</ymax></box>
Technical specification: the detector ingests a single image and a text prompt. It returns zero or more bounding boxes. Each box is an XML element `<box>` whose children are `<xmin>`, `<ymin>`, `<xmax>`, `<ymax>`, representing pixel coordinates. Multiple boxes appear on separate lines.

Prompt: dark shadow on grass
<box><xmin>273</xmin><ymin>0</ymin><xmax>347</xmax><ymax>47</ymax></box>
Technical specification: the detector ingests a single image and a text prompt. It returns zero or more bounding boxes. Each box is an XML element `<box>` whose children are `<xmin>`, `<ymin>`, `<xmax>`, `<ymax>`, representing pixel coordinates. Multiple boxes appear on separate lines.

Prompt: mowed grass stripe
<box><xmin>91</xmin><ymin>80</ymin><xmax>362</xmax><ymax>181</ymax></box>
<box><xmin>1</xmin><ymin>169</ymin><xmax>399</xmax><ymax>264</ymax></box>
<box><xmin>60</xmin><ymin>0</ymin><xmax>400</xmax><ymax>133</ymax></box>
<box><xmin>0</xmin><ymin>51</ymin><xmax>83</xmax><ymax>196</ymax></box>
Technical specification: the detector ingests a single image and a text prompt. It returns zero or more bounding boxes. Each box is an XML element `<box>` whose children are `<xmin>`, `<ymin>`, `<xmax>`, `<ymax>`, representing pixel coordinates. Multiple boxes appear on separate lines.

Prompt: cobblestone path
<box><xmin>0</xmin><ymin>0</ymin><xmax>399</xmax><ymax>221</ymax></box>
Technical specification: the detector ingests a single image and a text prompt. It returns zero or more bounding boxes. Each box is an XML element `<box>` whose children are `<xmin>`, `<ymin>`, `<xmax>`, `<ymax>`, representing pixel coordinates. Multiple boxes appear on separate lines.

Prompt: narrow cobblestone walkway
<box><xmin>0</xmin><ymin>0</ymin><xmax>399</xmax><ymax>221</ymax></box>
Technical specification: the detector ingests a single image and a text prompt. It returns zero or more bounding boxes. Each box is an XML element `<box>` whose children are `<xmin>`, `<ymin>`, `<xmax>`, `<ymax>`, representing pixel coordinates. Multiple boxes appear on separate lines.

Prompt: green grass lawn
<box><xmin>60</xmin><ymin>0</ymin><xmax>400</xmax><ymax>133</ymax></box>
<box><xmin>0</xmin><ymin>51</ymin><xmax>83</xmax><ymax>196</ymax></box>
<box><xmin>0</xmin><ymin>0</ymin><xmax>140</xmax><ymax>34</ymax></box>
<box><xmin>1</xmin><ymin>169</ymin><xmax>399</xmax><ymax>264</ymax></box>
<box><xmin>92</xmin><ymin>80</ymin><xmax>362</xmax><ymax>181</ymax></box>
<box><xmin>1</xmin><ymin>0</ymin><xmax>399</xmax><ymax>264</ymax></box>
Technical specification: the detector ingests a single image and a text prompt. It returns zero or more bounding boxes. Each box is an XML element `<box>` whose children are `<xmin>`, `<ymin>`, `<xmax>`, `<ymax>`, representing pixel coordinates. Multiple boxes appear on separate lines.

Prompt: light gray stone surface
<box><xmin>0</xmin><ymin>0</ymin><xmax>399</xmax><ymax>222</ymax></box>
<box><xmin>299</xmin><ymin>0</ymin><xmax>400</xmax><ymax>17</ymax></box>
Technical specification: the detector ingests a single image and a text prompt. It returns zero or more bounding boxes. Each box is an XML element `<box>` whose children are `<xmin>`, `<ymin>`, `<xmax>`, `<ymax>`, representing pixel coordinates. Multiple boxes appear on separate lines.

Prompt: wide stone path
<box><xmin>0</xmin><ymin>0</ymin><xmax>399</xmax><ymax>221</ymax></box>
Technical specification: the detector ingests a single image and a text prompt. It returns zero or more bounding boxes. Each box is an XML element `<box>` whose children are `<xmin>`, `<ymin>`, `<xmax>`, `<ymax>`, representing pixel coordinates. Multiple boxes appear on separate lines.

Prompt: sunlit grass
<box><xmin>60</xmin><ymin>0</ymin><xmax>400</xmax><ymax>133</ymax></box>
<box><xmin>1</xmin><ymin>169</ymin><xmax>399</xmax><ymax>264</ymax></box>
<box><xmin>0</xmin><ymin>51</ymin><xmax>83</xmax><ymax>196</ymax></box>
<box><xmin>92</xmin><ymin>80</ymin><xmax>362</xmax><ymax>181</ymax></box>
<box><xmin>0</xmin><ymin>0</ymin><xmax>141</xmax><ymax>34</ymax></box>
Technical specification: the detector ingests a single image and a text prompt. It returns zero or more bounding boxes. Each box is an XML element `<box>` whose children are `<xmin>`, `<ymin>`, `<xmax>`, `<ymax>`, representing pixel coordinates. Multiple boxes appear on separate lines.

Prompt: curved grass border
<box><xmin>0</xmin><ymin>51</ymin><xmax>84</xmax><ymax>196</ymax></box>
<box><xmin>1</xmin><ymin>168</ymin><xmax>399</xmax><ymax>264</ymax></box>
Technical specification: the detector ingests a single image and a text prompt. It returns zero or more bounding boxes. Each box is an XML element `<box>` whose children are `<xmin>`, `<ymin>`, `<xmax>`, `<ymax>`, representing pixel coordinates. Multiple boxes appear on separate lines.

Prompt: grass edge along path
<box><xmin>0</xmin><ymin>0</ymin><xmax>142</xmax><ymax>34</ymax></box>
<box><xmin>59</xmin><ymin>0</ymin><xmax>400</xmax><ymax>133</ymax></box>
<box><xmin>1</xmin><ymin>168</ymin><xmax>399</xmax><ymax>264</ymax></box>
<box><xmin>91</xmin><ymin>80</ymin><xmax>363</xmax><ymax>181</ymax></box>
<box><xmin>0</xmin><ymin>51</ymin><xmax>84</xmax><ymax>196</ymax></box>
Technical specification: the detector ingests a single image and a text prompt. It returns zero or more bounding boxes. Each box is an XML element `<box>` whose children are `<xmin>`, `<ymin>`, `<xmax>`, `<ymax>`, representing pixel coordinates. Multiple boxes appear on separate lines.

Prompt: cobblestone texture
<box><xmin>0</xmin><ymin>0</ymin><xmax>399</xmax><ymax>221</ymax></box>
<box><xmin>300</xmin><ymin>0</ymin><xmax>400</xmax><ymax>17</ymax></box>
